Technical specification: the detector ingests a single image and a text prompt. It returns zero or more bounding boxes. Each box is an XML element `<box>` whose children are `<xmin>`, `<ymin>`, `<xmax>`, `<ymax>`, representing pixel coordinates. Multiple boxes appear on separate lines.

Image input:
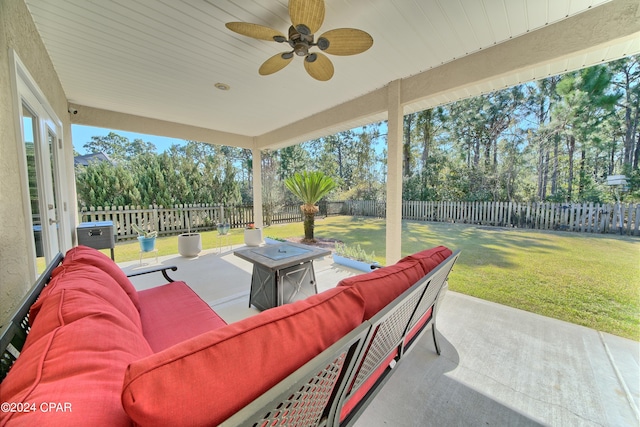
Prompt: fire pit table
<box><xmin>233</xmin><ymin>242</ymin><xmax>331</xmax><ymax>311</ymax></box>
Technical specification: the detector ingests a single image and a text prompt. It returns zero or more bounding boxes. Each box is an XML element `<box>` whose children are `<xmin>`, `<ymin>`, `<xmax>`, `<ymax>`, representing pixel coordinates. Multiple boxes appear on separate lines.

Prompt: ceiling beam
<box><xmin>255</xmin><ymin>88</ymin><xmax>388</xmax><ymax>150</ymax></box>
<box><xmin>69</xmin><ymin>103</ymin><xmax>253</xmax><ymax>149</ymax></box>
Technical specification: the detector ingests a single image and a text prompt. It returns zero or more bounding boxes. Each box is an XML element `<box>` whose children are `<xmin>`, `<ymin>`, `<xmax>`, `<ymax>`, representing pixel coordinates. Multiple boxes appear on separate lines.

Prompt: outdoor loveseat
<box><xmin>0</xmin><ymin>244</ymin><xmax>459</xmax><ymax>426</ymax></box>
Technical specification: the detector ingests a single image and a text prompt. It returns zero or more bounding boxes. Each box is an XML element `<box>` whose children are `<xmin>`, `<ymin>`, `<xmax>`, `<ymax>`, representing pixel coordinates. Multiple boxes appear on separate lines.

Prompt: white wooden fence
<box><xmin>79</xmin><ymin>203</ymin><xmax>308</xmax><ymax>240</ymax></box>
<box><xmin>80</xmin><ymin>204</ymin><xmax>243</xmax><ymax>240</ymax></box>
<box><xmin>79</xmin><ymin>201</ymin><xmax>353</xmax><ymax>240</ymax></box>
<box><xmin>80</xmin><ymin>200</ymin><xmax>640</xmax><ymax>240</ymax></box>
<box><xmin>344</xmin><ymin>200</ymin><xmax>640</xmax><ymax>236</ymax></box>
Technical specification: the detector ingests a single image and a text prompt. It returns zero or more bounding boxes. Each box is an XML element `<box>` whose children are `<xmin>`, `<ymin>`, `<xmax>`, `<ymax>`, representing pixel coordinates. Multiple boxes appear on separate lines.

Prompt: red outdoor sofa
<box><xmin>0</xmin><ymin>244</ymin><xmax>459</xmax><ymax>426</ymax></box>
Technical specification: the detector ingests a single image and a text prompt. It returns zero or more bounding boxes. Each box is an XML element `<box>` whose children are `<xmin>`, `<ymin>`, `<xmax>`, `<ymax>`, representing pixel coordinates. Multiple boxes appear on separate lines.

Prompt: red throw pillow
<box><xmin>122</xmin><ymin>286</ymin><xmax>366</xmax><ymax>426</ymax></box>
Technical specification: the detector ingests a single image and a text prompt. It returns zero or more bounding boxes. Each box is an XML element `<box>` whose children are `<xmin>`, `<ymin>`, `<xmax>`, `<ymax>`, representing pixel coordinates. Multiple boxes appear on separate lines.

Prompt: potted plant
<box><xmin>284</xmin><ymin>171</ymin><xmax>336</xmax><ymax>243</ymax></box>
<box><xmin>332</xmin><ymin>243</ymin><xmax>380</xmax><ymax>272</ymax></box>
<box><xmin>178</xmin><ymin>210</ymin><xmax>201</xmax><ymax>257</ymax></box>
<box><xmin>132</xmin><ymin>223</ymin><xmax>157</xmax><ymax>252</ymax></box>
<box><xmin>243</xmin><ymin>222</ymin><xmax>262</xmax><ymax>247</ymax></box>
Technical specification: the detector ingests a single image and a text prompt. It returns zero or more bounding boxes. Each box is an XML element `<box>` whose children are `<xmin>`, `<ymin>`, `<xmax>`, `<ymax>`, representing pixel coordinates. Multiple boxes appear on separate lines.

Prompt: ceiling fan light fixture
<box><xmin>294</xmin><ymin>43</ymin><xmax>309</xmax><ymax>56</ymax></box>
<box><xmin>214</xmin><ymin>82</ymin><xmax>230</xmax><ymax>91</ymax></box>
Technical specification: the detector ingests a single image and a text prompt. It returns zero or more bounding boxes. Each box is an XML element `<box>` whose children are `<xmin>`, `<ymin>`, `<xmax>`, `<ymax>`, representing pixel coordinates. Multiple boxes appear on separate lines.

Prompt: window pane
<box><xmin>22</xmin><ymin>105</ymin><xmax>45</xmax><ymax>273</ymax></box>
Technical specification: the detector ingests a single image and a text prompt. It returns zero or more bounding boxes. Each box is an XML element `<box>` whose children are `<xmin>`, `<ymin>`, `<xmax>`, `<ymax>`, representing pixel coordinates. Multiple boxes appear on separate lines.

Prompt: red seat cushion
<box><xmin>0</xmin><ymin>288</ymin><xmax>152</xmax><ymax>427</ymax></box>
<box><xmin>137</xmin><ymin>281</ymin><xmax>227</xmax><ymax>352</ymax></box>
<box><xmin>338</xmin><ymin>246</ymin><xmax>452</xmax><ymax>320</ymax></box>
<box><xmin>122</xmin><ymin>286</ymin><xmax>366</xmax><ymax>426</ymax></box>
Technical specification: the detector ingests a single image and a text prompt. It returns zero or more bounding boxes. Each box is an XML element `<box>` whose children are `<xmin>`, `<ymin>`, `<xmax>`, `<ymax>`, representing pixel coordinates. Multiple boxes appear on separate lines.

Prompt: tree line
<box><xmin>75</xmin><ymin>135</ymin><xmax>242</xmax><ymax>208</ymax></box>
<box><xmin>75</xmin><ymin>56</ymin><xmax>639</xmax><ymax>209</ymax></box>
<box><xmin>399</xmin><ymin>56</ymin><xmax>639</xmax><ymax>203</ymax></box>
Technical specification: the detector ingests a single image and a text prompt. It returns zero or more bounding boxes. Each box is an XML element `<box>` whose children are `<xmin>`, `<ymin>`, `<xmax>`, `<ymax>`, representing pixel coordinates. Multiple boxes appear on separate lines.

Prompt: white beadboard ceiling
<box><xmin>23</xmin><ymin>0</ymin><xmax>639</xmax><ymax>145</ymax></box>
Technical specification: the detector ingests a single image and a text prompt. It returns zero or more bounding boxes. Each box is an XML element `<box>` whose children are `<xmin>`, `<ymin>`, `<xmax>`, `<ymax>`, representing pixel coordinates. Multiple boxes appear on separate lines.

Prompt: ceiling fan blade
<box><xmin>259</xmin><ymin>52</ymin><xmax>294</xmax><ymax>75</ymax></box>
<box><xmin>304</xmin><ymin>52</ymin><xmax>334</xmax><ymax>81</ymax></box>
<box><xmin>318</xmin><ymin>28</ymin><xmax>374</xmax><ymax>56</ymax></box>
<box><xmin>225</xmin><ymin>22</ymin><xmax>285</xmax><ymax>41</ymax></box>
<box><xmin>289</xmin><ymin>0</ymin><xmax>325</xmax><ymax>35</ymax></box>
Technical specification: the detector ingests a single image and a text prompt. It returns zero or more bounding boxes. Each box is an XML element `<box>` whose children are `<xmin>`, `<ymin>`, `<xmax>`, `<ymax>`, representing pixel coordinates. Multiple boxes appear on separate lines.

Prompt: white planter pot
<box><xmin>332</xmin><ymin>254</ymin><xmax>379</xmax><ymax>272</ymax></box>
<box><xmin>244</xmin><ymin>228</ymin><xmax>263</xmax><ymax>247</ymax></box>
<box><xmin>178</xmin><ymin>233</ymin><xmax>202</xmax><ymax>257</ymax></box>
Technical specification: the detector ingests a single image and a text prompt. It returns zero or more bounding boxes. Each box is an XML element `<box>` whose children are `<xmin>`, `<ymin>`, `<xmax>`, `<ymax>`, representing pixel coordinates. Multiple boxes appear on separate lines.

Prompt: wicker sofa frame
<box><xmin>0</xmin><ymin>250</ymin><xmax>460</xmax><ymax>426</ymax></box>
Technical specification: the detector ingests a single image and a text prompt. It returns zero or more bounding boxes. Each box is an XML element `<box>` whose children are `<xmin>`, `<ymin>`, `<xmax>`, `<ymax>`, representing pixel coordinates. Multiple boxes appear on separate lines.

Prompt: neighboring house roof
<box><xmin>74</xmin><ymin>152</ymin><xmax>112</xmax><ymax>167</ymax></box>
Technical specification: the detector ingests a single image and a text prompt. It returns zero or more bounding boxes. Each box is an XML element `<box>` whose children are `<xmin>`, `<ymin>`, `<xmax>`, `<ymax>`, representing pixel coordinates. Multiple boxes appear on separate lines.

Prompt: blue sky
<box><xmin>72</xmin><ymin>122</ymin><xmax>388</xmax><ymax>155</ymax></box>
<box><xmin>71</xmin><ymin>125</ymin><xmax>184</xmax><ymax>155</ymax></box>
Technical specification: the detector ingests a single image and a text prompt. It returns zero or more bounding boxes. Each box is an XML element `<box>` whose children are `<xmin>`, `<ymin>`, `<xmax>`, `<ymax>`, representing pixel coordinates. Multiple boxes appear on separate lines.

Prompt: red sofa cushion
<box><xmin>398</xmin><ymin>246</ymin><xmax>452</xmax><ymax>277</ymax></box>
<box><xmin>138</xmin><ymin>281</ymin><xmax>228</xmax><ymax>352</ymax></box>
<box><xmin>337</xmin><ymin>262</ymin><xmax>423</xmax><ymax>320</ymax></box>
<box><xmin>59</xmin><ymin>245</ymin><xmax>141</xmax><ymax>310</ymax></box>
<box><xmin>0</xmin><ymin>287</ymin><xmax>153</xmax><ymax>427</ymax></box>
<box><xmin>338</xmin><ymin>246</ymin><xmax>452</xmax><ymax>320</ymax></box>
<box><xmin>28</xmin><ymin>262</ymin><xmax>143</xmax><ymax>337</ymax></box>
<box><xmin>122</xmin><ymin>286</ymin><xmax>366</xmax><ymax>426</ymax></box>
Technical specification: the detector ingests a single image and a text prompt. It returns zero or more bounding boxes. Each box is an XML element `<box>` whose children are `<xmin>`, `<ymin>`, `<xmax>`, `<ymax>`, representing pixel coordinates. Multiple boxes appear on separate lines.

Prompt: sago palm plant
<box><xmin>284</xmin><ymin>171</ymin><xmax>336</xmax><ymax>242</ymax></box>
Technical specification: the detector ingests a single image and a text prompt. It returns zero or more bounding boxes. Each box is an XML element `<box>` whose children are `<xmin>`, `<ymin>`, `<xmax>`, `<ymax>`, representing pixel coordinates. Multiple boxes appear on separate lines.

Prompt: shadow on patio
<box><xmin>119</xmin><ymin>246</ymin><xmax>639</xmax><ymax>427</ymax></box>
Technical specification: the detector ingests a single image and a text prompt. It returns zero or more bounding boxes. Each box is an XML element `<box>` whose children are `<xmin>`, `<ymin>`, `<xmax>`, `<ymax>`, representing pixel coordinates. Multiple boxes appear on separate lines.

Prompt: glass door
<box><xmin>21</xmin><ymin>104</ymin><xmax>60</xmax><ymax>273</ymax></box>
<box><xmin>12</xmin><ymin>50</ymin><xmax>69</xmax><ymax>279</ymax></box>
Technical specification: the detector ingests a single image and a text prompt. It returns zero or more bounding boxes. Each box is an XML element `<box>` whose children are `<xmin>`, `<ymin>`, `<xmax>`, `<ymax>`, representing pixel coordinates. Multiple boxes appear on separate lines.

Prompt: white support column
<box><xmin>386</xmin><ymin>80</ymin><xmax>403</xmax><ymax>265</ymax></box>
<box><xmin>251</xmin><ymin>146</ymin><xmax>263</xmax><ymax>228</ymax></box>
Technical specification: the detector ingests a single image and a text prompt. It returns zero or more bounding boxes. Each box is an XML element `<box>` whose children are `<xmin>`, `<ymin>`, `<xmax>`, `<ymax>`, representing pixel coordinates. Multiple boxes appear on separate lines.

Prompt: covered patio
<box><xmin>119</xmin><ymin>246</ymin><xmax>639</xmax><ymax>426</ymax></box>
<box><xmin>1</xmin><ymin>0</ymin><xmax>639</xmax><ymax>424</ymax></box>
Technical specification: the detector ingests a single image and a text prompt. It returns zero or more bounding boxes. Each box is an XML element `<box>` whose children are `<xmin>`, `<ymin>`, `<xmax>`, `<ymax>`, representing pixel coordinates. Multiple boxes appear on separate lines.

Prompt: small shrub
<box><xmin>334</xmin><ymin>243</ymin><xmax>376</xmax><ymax>264</ymax></box>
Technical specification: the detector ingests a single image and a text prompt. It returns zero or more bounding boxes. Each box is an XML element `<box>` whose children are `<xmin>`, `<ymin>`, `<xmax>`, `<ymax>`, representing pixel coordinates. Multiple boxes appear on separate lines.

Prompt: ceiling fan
<box><xmin>225</xmin><ymin>0</ymin><xmax>373</xmax><ymax>81</ymax></box>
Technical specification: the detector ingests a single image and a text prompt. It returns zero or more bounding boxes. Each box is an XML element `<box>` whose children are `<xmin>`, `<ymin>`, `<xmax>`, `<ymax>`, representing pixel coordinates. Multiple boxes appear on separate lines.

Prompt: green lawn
<box><xmin>106</xmin><ymin>216</ymin><xmax>640</xmax><ymax>340</ymax></box>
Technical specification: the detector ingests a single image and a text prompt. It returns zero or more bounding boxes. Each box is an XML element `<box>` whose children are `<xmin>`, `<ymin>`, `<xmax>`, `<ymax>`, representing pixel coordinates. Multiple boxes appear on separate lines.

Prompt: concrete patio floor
<box><xmin>120</xmin><ymin>245</ymin><xmax>639</xmax><ymax>427</ymax></box>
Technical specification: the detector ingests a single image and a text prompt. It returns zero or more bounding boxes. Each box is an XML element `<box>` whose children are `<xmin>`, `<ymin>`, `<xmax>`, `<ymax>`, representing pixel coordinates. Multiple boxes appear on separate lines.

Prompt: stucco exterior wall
<box><xmin>0</xmin><ymin>0</ymin><xmax>71</xmax><ymax>324</ymax></box>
